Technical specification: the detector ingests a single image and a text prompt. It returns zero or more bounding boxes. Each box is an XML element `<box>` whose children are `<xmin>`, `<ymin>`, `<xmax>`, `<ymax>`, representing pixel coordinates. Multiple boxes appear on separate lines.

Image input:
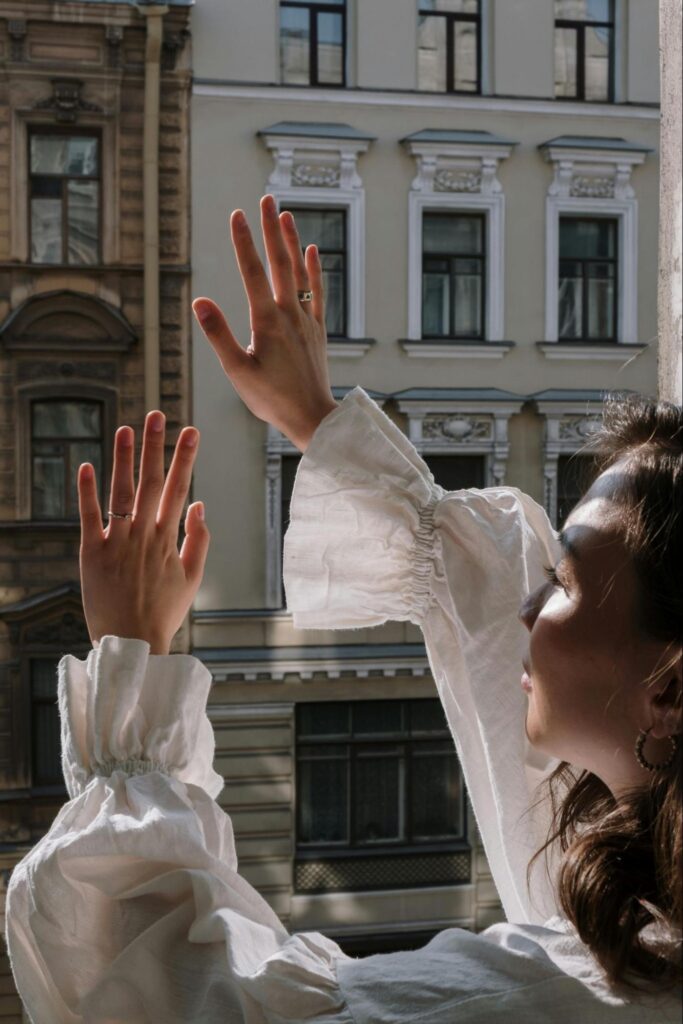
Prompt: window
<box><xmin>30</xmin><ymin>658</ymin><xmax>62</xmax><ymax>788</ymax></box>
<box><xmin>423</xmin><ymin>454</ymin><xmax>485</xmax><ymax>490</ymax></box>
<box><xmin>554</xmin><ymin>0</ymin><xmax>614</xmax><ymax>102</ymax></box>
<box><xmin>31</xmin><ymin>399</ymin><xmax>104</xmax><ymax>519</ymax></box>
<box><xmin>557</xmin><ymin>454</ymin><xmax>597</xmax><ymax>526</ymax></box>
<box><xmin>282</xmin><ymin>207</ymin><xmax>347</xmax><ymax>336</ymax></box>
<box><xmin>280</xmin><ymin>1</ymin><xmax>346</xmax><ymax>86</ymax></box>
<box><xmin>558</xmin><ymin>218</ymin><xmax>617</xmax><ymax>341</ymax></box>
<box><xmin>422</xmin><ymin>212</ymin><xmax>485</xmax><ymax>339</ymax></box>
<box><xmin>296</xmin><ymin>700</ymin><xmax>465</xmax><ymax>850</ymax></box>
<box><xmin>280</xmin><ymin>453</ymin><xmax>301</xmax><ymax>606</ymax></box>
<box><xmin>29</xmin><ymin>131</ymin><xmax>100</xmax><ymax>264</ymax></box>
<box><xmin>418</xmin><ymin>0</ymin><xmax>481</xmax><ymax>94</ymax></box>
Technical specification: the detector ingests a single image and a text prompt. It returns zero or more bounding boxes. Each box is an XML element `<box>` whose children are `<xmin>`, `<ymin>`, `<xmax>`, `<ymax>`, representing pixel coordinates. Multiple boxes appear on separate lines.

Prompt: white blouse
<box><xmin>6</xmin><ymin>387</ymin><xmax>681</xmax><ymax>1023</ymax></box>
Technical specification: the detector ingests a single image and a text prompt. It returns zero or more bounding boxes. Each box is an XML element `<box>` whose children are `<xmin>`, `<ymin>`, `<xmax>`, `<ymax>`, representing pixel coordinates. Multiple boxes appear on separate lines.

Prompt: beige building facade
<box><xmin>190</xmin><ymin>0</ymin><xmax>661</xmax><ymax>954</ymax></box>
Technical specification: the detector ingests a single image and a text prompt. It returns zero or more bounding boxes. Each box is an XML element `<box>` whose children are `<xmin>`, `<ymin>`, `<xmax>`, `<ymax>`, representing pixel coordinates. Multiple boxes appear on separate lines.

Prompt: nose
<box><xmin>518</xmin><ymin>582</ymin><xmax>551</xmax><ymax>632</ymax></box>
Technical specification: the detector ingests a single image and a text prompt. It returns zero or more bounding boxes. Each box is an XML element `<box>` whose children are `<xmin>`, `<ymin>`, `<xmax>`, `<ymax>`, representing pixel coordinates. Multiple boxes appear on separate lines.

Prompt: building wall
<box><xmin>0</xmin><ymin>1</ymin><xmax>192</xmax><ymax>1016</ymax></box>
<box><xmin>190</xmin><ymin>0</ymin><xmax>661</xmax><ymax>948</ymax></box>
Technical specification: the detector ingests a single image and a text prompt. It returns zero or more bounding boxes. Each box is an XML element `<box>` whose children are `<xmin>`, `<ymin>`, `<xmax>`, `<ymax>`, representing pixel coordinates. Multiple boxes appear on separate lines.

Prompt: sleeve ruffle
<box><xmin>59</xmin><ymin>635</ymin><xmax>225</xmax><ymax>801</ymax></box>
<box><xmin>284</xmin><ymin>387</ymin><xmax>444</xmax><ymax>629</ymax></box>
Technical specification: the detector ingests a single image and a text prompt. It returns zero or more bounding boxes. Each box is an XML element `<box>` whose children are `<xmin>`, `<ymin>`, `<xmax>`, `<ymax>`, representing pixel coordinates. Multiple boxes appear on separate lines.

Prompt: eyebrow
<box><xmin>558</xmin><ymin>529</ymin><xmax>581</xmax><ymax>561</ymax></box>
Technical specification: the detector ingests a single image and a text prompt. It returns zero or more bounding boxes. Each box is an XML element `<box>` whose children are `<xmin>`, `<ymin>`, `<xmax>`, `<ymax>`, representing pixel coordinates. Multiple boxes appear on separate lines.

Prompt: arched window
<box><xmin>31</xmin><ymin>398</ymin><xmax>104</xmax><ymax>519</ymax></box>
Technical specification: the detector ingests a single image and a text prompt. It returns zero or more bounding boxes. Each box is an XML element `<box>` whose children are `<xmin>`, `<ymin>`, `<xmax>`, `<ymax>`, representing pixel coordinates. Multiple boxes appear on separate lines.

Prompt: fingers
<box><xmin>132</xmin><ymin>411</ymin><xmax>166</xmax><ymax>525</ymax></box>
<box><xmin>192</xmin><ymin>298</ymin><xmax>254</xmax><ymax>379</ymax></box>
<box><xmin>260</xmin><ymin>195</ymin><xmax>298</xmax><ymax>309</ymax></box>
<box><xmin>106</xmin><ymin>426</ymin><xmax>135</xmax><ymax>536</ymax></box>
<box><xmin>230</xmin><ymin>209</ymin><xmax>277</xmax><ymax>319</ymax></box>
<box><xmin>305</xmin><ymin>244</ymin><xmax>326</xmax><ymax>327</ymax></box>
<box><xmin>279</xmin><ymin>211</ymin><xmax>310</xmax><ymax>294</ymax></box>
<box><xmin>78</xmin><ymin>463</ymin><xmax>104</xmax><ymax>549</ymax></box>
<box><xmin>180</xmin><ymin>501</ymin><xmax>210</xmax><ymax>585</ymax></box>
<box><xmin>157</xmin><ymin>427</ymin><xmax>199</xmax><ymax>533</ymax></box>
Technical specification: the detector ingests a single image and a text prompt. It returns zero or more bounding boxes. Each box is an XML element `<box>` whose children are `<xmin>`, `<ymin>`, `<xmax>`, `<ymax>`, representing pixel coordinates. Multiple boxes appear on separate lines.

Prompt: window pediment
<box><xmin>0</xmin><ymin>290</ymin><xmax>137</xmax><ymax>352</ymax></box>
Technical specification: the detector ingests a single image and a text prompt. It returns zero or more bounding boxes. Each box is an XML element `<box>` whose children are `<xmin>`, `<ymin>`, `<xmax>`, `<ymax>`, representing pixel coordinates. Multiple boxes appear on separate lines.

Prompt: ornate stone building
<box><xmin>0</xmin><ymin>1</ymin><xmax>192</xmax><ymax>1016</ymax></box>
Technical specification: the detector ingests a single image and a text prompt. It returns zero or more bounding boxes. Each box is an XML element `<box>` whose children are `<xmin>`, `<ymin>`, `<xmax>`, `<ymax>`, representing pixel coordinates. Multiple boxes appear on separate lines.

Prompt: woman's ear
<box><xmin>649</xmin><ymin>647</ymin><xmax>682</xmax><ymax>740</ymax></box>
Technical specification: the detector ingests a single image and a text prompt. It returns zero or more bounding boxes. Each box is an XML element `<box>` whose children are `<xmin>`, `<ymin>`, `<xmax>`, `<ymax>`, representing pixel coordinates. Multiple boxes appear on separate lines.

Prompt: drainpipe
<box><xmin>137</xmin><ymin>3</ymin><xmax>168</xmax><ymax>412</ymax></box>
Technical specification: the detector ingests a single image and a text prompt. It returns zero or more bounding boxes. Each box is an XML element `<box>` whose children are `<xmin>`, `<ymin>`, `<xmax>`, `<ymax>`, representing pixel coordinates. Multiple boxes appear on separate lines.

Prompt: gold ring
<box><xmin>297</xmin><ymin>290</ymin><xmax>313</xmax><ymax>303</ymax></box>
<box><xmin>108</xmin><ymin>510</ymin><xmax>133</xmax><ymax>520</ymax></box>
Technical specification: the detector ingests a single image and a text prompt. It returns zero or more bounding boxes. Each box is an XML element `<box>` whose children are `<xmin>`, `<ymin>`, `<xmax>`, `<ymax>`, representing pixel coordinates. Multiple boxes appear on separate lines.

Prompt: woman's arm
<box><xmin>5</xmin><ymin>419</ymin><xmax>351</xmax><ymax>1024</ymax></box>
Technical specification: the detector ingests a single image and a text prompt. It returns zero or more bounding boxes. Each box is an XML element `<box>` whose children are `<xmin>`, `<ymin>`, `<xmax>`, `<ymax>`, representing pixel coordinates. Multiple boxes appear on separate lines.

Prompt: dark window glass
<box><xmin>296</xmin><ymin>699</ymin><xmax>465</xmax><ymax>850</ymax></box>
<box><xmin>280</xmin><ymin>453</ymin><xmax>301</xmax><ymax>606</ymax></box>
<box><xmin>423</xmin><ymin>454</ymin><xmax>486</xmax><ymax>490</ymax></box>
<box><xmin>29</xmin><ymin>133</ymin><xmax>100</xmax><ymax>264</ymax></box>
<box><xmin>422</xmin><ymin>213</ymin><xmax>485</xmax><ymax>338</ymax></box>
<box><xmin>559</xmin><ymin>218</ymin><xmax>617</xmax><ymax>341</ymax></box>
<box><xmin>31</xmin><ymin>399</ymin><xmax>104</xmax><ymax>519</ymax></box>
<box><xmin>554</xmin><ymin>0</ymin><xmax>614</xmax><ymax>102</ymax></box>
<box><xmin>557</xmin><ymin>454</ymin><xmax>598</xmax><ymax>527</ymax></box>
<box><xmin>30</xmin><ymin>659</ymin><xmax>62</xmax><ymax>787</ymax></box>
<box><xmin>283</xmin><ymin>208</ymin><xmax>347</xmax><ymax>337</ymax></box>
<box><xmin>280</xmin><ymin>2</ymin><xmax>345</xmax><ymax>86</ymax></box>
<box><xmin>418</xmin><ymin>0</ymin><xmax>481</xmax><ymax>94</ymax></box>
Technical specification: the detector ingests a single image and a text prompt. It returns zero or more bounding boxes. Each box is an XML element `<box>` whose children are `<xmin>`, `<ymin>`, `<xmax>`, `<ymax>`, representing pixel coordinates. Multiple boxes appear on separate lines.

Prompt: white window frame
<box><xmin>403</xmin><ymin>134</ymin><xmax>515</xmax><ymax>346</ymax></box>
<box><xmin>541</xmin><ymin>140</ymin><xmax>649</xmax><ymax>346</ymax></box>
<box><xmin>260</xmin><ymin>126</ymin><xmax>372</xmax><ymax>345</ymax></box>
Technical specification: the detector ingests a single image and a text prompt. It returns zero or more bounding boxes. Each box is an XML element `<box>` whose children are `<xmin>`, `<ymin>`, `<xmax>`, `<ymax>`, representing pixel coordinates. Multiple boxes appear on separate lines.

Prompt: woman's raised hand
<box><xmin>77</xmin><ymin>413</ymin><xmax>210</xmax><ymax>655</ymax></box>
<box><xmin>192</xmin><ymin>195</ymin><xmax>338</xmax><ymax>453</ymax></box>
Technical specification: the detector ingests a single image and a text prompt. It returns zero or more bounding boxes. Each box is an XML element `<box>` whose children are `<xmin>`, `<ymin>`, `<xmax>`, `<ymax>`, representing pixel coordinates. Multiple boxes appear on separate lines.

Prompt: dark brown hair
<box><xmin>527</xmin><ymin>392</ymin><xmax>683</xmax><ymax>992</ymax></box>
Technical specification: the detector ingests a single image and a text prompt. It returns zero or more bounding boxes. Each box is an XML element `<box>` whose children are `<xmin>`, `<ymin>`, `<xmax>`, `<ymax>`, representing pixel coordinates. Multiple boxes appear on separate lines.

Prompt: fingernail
<box><xmin>193</xmin><ymin>300</ymin><xmax>213</xmax><ymax>327</ymax></box>
<box><xmin>183</xmin><ymin>429</ymin><xmax>198</xmax><ymax>447</ymax></box>
<box><xmin>232</xmin><ymin>210</ymin><xmax>246</xmax><ymax>229</ymax></box>
<box><xmin>81</xmin><ymin>463</ymin><xmax>93</xmax><ymax>480</ymax></box>
<box><xmin>149</xmin><ymin>412</ymin><xmax>164</xmax><ymax>432</ymax></box>
<box><xmin>118</xmin><ymin>426</ymin><xmax>133</xmax><ymax>447</ymax></box>
<box><xmin>196</xmin><ymin>501</ymin><xmax>205</xmax><ymax>520</ymax></box>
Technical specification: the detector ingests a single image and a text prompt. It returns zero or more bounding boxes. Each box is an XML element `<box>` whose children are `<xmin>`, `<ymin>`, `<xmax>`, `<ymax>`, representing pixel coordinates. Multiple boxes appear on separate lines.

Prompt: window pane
<box><xmin>69</xmin><ymin>441</ymin><xmax>103</xmax><ymax>516</ymax></box>
<box><xmin>411</xmin><ymin>752</ymin><xmax>461</xmax><ymax>839</ymax></box>
<box><xmin>353</xmin><ymin>702</ymin><xmax>402</xmax><ymax>735</ymax></box>
<box><xmin>299</xmin><ymin>703</ymin><xmax>350</xmax><ymax>737</ymax></box>
<box><xmin>423</xmin><ymin>454</ymin><xmax>486</xmax><ymax>490</ymax></box>
<box><xmin>33</xmin><ymin>401</ymin><xmax>102</xmax><ymax>438</ymax></box>
<box><xmin>418</xmin><ymin>15</ymin><xmax>447</xmax><ymax>91</ymax></box>
<box><xmin>584</xmin><ymin>25</ymin><xmax>611</xmax><ymax>101</ymax></box>
<box><xmin>354</xmin><ymin>752</ymin><xmax>401</xmax><ymax>843</ymax></box>
<box><xmin>298</xmin><ymin>757</ymin><xmax>348</xmax><ymax>843</ymax></box>
<box><xmin>31</xmin><ymin>177</ymin><xmax>62</xmax><ymax>199</ymax></box>
<box><xmin>421</xmin><ymin>0</ymin><xmax>479</xmax><ymax>11</ymax></box>
<box><xmin>453</xmin><ymin>258</ymin><xmax>482</xmax><ymax>336</ymax></box>
<box><xmin>289</xmin><ymin>208</ymin><xmax>344</xmax><ymax>249</ymax></box>
<box><xmin>410</xmin><ymin>700</ymin><xmax>449</xmax><ymax>734</ymax></box>
<box><xmin>554</xmin><ymin>27</ymin><xmax>578</xmax><ymax>97</ymax></box>
<box><xmin>586</xmin><ymin>263</ymin><xmax>615</xmax><ymax>338</ymax></box>
<box><xmin>67</xmin><ymin>180</ymin><xmax>99</xmax><ymax>265</ymax></box>
<box><xmin>31</xmin><ymin>659</ymin><xmax>62</xmax><ymax>787</ymax></box>
<box><xmin>422</xmin><ymin>265</ymin><xmax>450</xmax><ymax>335</ymax></box>
<box><xmin>32</xmin><ymin>446</ymin><xmax>66</xmax><ymax>519</ymax></box>
<box><xmin>320</xmin><ymin>252</ymin><xmax>345</xmax><ymax>335</ymax></box>
<box><xmin>453</xmin><ymin>18</ymin><xmax>478</xmax><ymax>92</ymax></box>
<box><xmin>558</xmin><ymin>264</ymin><xmax>583</xmax><ymax>338</ymax></box>
<box><xmin>423</xmin><ymin>214</ymin><xmax>482</xmax><ymax>255</ymax></box>
<box><xmin>31</xmin><ymin>198</ymin><xmax>62</xmax><ymax>264</ymax></box>
<box><xmin>560</xmin><ymin>219</ymin><xmax>615</xmax><ymax>259</ymax></box>
<box><xmin>280</xmin><ymin>6</ymin><xmax>310</xmax><ymax>84</ymax></box>
<box><xmin>31</xmin><ymin>659</ymin><xmax>58</xmax><ymax>700</ymax></box>
<box><xmin>317</xmin><ymin>11</ymin><xmax>344</xmax><ymax>84</ymax></box>
<box><xmin>555</xmin><ymin>0</ymin><xmax>612</xmax><ymax>21</ymax></box>
<box><xmin>30</xmin><ymin>135</ymin><xmax>98</xmax><ymax>176</ymax></box>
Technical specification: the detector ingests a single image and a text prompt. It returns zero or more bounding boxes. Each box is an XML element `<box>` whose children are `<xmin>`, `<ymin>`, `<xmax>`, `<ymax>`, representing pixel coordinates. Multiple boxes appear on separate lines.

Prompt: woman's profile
<box><xmin>5</xmin><ymin>196</ymin><xmax>682</xmax><ymax>1023</ymax></box>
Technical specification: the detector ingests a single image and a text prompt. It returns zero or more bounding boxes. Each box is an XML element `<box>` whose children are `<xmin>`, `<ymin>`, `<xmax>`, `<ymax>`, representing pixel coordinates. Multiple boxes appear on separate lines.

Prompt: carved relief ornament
<box><xmin>260</xmin><ymin>130</ymin><xmax>372</xmax><ymax>191</ymax></box>
<box><xmin>402</xmin><ymin>137</ymin><xmax>515</xmax><ymax>195</ymax></box>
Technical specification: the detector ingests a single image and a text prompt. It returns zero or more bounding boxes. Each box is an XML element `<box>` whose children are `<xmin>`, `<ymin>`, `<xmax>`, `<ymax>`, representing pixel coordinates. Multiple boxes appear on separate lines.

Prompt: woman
<box><xmin>6</xmin><ymin>196</ymin><xmax>682</xmax><ymax>1022</ymax></box>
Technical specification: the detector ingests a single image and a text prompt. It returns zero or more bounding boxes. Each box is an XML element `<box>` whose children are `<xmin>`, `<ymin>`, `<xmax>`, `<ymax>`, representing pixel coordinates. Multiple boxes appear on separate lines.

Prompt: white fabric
<box><xmin>5</xmin><ymin>386</ymin><xmax>681</xmax><ymax>1023</ymax></box>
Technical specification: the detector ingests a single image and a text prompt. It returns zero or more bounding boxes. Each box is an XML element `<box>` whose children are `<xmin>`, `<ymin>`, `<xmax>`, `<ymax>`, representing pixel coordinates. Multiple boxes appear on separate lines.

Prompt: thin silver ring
<box><xmin>108</xmin><ymin>510</ymin><xmax>133</xmax><ymax>520</ymax></box>
<box><xmin>297</xmin><ymin>290</ymin><xmax>313</xmax><ymax>303</ymax></box>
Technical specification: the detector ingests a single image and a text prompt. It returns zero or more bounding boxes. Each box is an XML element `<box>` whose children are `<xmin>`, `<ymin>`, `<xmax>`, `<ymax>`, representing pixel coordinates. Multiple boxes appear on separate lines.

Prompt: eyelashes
<box><xmin>543</xmin><ymin>564</ymin><xmax>565</xmax><ymax>590</ymax></box>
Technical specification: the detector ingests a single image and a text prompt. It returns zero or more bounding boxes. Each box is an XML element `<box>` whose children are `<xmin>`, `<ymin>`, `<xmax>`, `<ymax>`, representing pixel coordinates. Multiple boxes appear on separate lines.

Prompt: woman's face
<box><xmin>518</xmin><ymin>465</ymin><xmax>681</xmax><ymax>796</ymax></box>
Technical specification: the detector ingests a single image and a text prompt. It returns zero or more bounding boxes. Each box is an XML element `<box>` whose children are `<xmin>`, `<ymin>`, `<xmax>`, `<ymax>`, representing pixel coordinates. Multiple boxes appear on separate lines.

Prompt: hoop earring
<box><xmin>634</xmin><ymin>726</ymin><xmax>679</xmax><ymax>772</ymax></box>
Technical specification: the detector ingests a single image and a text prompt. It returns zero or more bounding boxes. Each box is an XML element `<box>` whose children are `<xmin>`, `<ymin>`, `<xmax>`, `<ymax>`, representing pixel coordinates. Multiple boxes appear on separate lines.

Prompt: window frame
<box><xmin>558</xmin><ymin>215</ymin><xmax>619</xmax><ymax>342</ymax></box>
<box><xmin>280</xmin><ymin>205</ymin><xmax>349</xmax><ymax>338</ymax></box>
<box><xmin>421</xmin><ymin>210</ymin><xmax>486</xmax><ymax>340</ymax></box>
<box><xmin>417</xmin><ymin>3</ymin><xmax>482</xmax><ymax>95</ymax></box>
<box><xmin>554</xmin><ymin>0</ymin><xmax>615</xmax><ymax>103</ymax></box>
<box><xmin>280</xmin><ymin>0</ymin><xmax>347</xmax><ymax>88</ymax></box>
<box><xmin>295</xmin><ymin>698</ymin><xmax>467</xmax><ymax>855</ymax></box>
<box><xmin>28</xmin><ymin>126</ymin><xmax>102</xmax><ymax>266</ymax></box>
<box><xmin>30</xmin><ymin>397</ymin><xmax>106</xmax><ymax>521</ymax></box>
